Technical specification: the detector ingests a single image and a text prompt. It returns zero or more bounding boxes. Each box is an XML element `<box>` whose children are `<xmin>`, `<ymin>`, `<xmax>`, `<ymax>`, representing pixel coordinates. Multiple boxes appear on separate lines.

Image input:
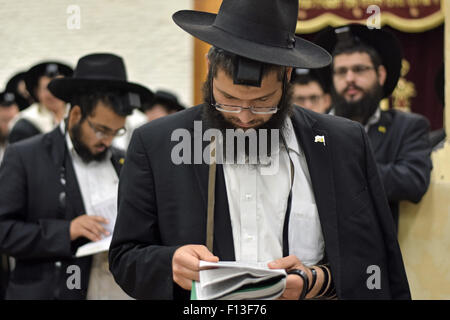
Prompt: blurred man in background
<box><xmin>0</xmin><ymin>91</ymin><xmax>19</xmax><ymax>163</ymax></box>
<box><xmin>291</xmin><ymin>68</ymin><xmax>331</xmax><ymax>114</ymax></box>
<box><xmin>8</xmin><ymin>61</ymin><xmax>73</xmax><ymax>143</ymax></box>
<box><xmin>316</xmin><ymin>24</ymin><xmax>432</xmax><ymax>228</ymax></box>
<box><xmin>0</xmin><ymin>53</ymin><xmax>152</xmax><ymax>299</ymax></box>
<box><xmin>142</xmin><ymin>89</ymin><xmax>185</xmax><ymax>122</ymax></box>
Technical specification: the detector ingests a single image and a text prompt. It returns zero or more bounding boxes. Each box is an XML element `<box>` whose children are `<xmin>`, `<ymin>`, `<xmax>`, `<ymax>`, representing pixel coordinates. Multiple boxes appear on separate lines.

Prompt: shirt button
<box><xmin>245</xmin><ymin>193</ymin><xmax>253</xmax><ymax>200</ymax></box>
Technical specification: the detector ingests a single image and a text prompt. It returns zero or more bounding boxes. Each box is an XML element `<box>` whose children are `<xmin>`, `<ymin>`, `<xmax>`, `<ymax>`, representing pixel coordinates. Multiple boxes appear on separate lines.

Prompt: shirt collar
<box><xmin>329</xmin><ymin>106</ymin><xmax>381</xmax><ymax>132</ymax></box>
<box><xmin>364</xmin><ymin>107</ymin><xmax>381</xmax><ymax>132</ymax></box>
<box><xmin>282</xmin><ymin>117</ymin><xmax>302</xmax><ymax>157</ymax></box>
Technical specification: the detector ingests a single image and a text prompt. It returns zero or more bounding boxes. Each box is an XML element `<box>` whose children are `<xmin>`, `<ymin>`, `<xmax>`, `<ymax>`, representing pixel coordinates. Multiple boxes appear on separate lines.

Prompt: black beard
<box><xmin>201</xmin><ymin>75</ymin><xmax>293</xmax><ymax>163</ymax></box>
<box><xmin>332</xmin><ymin>83</ymin><xmax>384</xmax><ymax>125</ymax></box>
<box><xmin>70</xmin><ymin>120</ymin><xmax>109</xmax><ymax>163</ymax></box>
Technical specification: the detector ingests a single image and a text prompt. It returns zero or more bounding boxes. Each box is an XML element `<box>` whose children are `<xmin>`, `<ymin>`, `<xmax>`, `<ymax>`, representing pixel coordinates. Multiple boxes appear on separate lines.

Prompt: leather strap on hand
<box><xmin>287</xmin><ymin>269</ymin><xmax>309</xmax><ymax>300</ymax></box>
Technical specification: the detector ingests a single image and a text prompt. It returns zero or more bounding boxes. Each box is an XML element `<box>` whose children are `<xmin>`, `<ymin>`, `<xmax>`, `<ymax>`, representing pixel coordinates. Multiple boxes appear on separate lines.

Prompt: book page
<box><xmin>90</xmin><ymin>197</ymin><xmax>117</xmax><ymax>233</ymax></box>
<box><xmin>75</xmin><ymin>235</ymin><xmax>112</xmax><ymax>257</ymax></box>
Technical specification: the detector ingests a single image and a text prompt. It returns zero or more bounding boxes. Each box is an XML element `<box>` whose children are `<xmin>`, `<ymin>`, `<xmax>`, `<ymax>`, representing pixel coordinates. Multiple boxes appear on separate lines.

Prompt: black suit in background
<box><xmin>8</xmin><ymin>118</ymin><xmax>41</xmax><ymax>144</ymax></box>
<box><xmin>367</xmin><ymin>109</ymin><xmax>432</xmax><ymax>227</ymax></box>
<box><xmin>0</xmin><ymin>127</ymin><xmax>124</xmax><ymax>299</ymax></box>
<box><xmin>109</xmin><ymin>105</ymin><xmax>411</xmax><ymax>300</ymax></box>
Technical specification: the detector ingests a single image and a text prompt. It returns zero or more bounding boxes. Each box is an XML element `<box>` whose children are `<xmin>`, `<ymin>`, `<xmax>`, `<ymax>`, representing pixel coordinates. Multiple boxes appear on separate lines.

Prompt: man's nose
<box><xmin>237</xmin><ymin>107</ymin><xmax>254</xmax><ymax>123</ymax></box>
<box><xmin>100</xmin><ymin>134</ymin><xmax>115</xmax><ymax>146</ymax></box>
<box><xmin>345</xmin><ymin>69</ymin><xmax>357</xmax><ymax>82</ymax></box>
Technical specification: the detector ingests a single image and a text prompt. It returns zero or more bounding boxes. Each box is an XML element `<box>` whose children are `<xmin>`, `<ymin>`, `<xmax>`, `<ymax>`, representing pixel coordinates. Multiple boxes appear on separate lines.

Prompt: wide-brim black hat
<box><xmin>172</xmin><ymin>0</ymin><xmax>331</xmax><ymax>69</ymax></box>
<box><xmin>24</xmin><ymin>61</ymin><xmax>74</xmax><ymax>101</ymax></box>
<box><xmin>48</xmin><ymin>53</ymin><xmax>153</xmax><ymax>107</ymax></box>
<box><xmin>314</xmin><ymin>24</ymin><xmax>403</xmax><ymax>98</ymax></box>
<box><xmin>5</xmin><ymin>71</ymin><xmax>32</xmax><ymax>111</ymax></box>
<box><xmin>153</xmin><ymin>90</ymin><xmax>185</xmax><ymax>111</ymax></box>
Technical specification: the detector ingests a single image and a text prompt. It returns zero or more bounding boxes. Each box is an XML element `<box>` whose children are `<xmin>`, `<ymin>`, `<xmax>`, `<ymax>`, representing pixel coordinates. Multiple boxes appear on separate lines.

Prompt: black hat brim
<box><xmin>173</xmin><ymin>10</ymin><xmax>331</xmax><ymax>69</ymax></box>
<box><xmin>25</xmin><ymin>62</ymin><xmax>74</xmax><ymax>101</ymax></box>
<box><xmin>48</xmin><ymin>78</ymin><xmax>154</xmax><ymax>103</ymax></box>
<box><xmin>314</xmin><ymin>24</ymin><xmax>402</xmax><ymax>98</ymax></box>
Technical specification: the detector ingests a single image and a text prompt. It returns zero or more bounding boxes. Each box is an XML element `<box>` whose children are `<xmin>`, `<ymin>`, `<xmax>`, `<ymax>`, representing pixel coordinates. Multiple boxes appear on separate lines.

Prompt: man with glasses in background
<box><xmin>0</xmin><ymin>53</ymin><xmax>152</xmax><ymax>299</ymax></box>
<box><xmin>315</xmin><ymin>25</ymin><xmax>432</xmax><ymax>229</ymax></box>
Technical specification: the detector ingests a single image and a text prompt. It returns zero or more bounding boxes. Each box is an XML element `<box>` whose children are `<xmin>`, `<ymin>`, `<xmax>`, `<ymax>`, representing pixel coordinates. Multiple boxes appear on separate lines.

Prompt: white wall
<box><xmin>0</xmin><ymin>0</ymin><xmax>193</xmax><ymax>106</ymax></box>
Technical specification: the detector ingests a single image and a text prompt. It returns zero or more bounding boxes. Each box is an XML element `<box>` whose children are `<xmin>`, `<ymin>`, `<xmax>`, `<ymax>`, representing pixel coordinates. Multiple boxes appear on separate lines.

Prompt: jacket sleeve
<box><xmin>361</xmin><ymin>125</ymin><xmax>411</xmax><ymax>299</ymax></box>
<box><xmin>109</xmin><ymin>128</ymin><xmax>181</xmax><ymax>300</ymax></box>
<box><xmin>376</xmin><ymin>116</ymin><xmax>432</xmax><ymax>203</ymax></box>
<box><xmin>0</xmin><ymin>144</ymin><xmax>73</xmax><ymax>259</ymax></box>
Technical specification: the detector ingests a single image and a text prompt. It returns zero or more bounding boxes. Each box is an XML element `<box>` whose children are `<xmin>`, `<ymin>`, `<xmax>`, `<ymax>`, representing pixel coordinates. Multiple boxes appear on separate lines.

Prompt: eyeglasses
<box><xmin>212</xmin><ymin>103</ymin><xmax>279</xmax><ymax>114</ymax></box>
<box><xmin>333</xmin><ymin>65</ymin><xmax>375</xmax><ymax>78</ymax></box>
<box><xmin>86</xmin><ymin>119</ymin><xmax>126</xmax><ymax>139</ymax></box>
<box><xmin>294</xmin><ymin>94</ymin><xmax>324</xmax><ymax>106</ymax></box>
<box><xmin>210</xmin><ymin>79</ymin><xmax>280</xmax><ymax>115</ymax></box>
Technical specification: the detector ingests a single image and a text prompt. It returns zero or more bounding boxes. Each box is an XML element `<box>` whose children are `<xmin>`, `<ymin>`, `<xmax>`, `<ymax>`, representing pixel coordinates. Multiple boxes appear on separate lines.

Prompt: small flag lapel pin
<box><xmin>378</xmin><ymin>126</ymin><xmax>386</xmax><ymax>133</ymax></box>
<box><xmin>314</xmin><ymin>135</ymin><xmax>326</xmax><ymax>146</ymax></box>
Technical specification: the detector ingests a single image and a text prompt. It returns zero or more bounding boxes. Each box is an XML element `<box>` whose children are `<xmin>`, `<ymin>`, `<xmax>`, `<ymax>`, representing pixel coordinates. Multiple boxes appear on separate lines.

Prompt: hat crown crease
<box><xmin>213</xmin><ymin>10</ymin><xmax>295</xmax><ymax>49</ymax></box>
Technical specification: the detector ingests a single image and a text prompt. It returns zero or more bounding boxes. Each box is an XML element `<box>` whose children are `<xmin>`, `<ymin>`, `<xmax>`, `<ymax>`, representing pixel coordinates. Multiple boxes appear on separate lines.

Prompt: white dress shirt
<box><xmin>61</xmin><ymin>123</ymin><xmax>131</xmax><ymax>299</ymax></box>
<box><xmin>223</xmin><ymin>118</ymin><xmax>325</xmax><ymax>266</ymax></box>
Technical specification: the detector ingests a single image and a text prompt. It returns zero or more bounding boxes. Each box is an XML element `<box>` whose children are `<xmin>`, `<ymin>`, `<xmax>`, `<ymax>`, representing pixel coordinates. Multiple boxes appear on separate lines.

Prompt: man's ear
<box><xmin>377</xmin><ymin>65</ymin><xmax>387</xmax><ymax>86</ymax></box>
<box><xmin>68</xmin><ymin>105</ymin><xmax>82</xmax><ymax>129</ymax></box>
<box><xmin>323</xmin><ymin>93</ymin><xmax>332</xmax><ymax>110</ymax></box>
<box><xmin>286</xmin><ymin>67</ymin><xmax>293</xmax><ymax>82</ymax></box>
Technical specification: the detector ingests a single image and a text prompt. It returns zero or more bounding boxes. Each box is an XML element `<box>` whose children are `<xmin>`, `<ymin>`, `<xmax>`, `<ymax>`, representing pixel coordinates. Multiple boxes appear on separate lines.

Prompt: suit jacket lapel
<box><xmin>290</xmin><ymin>108</ymin><xmax>341</xmax><ymax>290</ymax></box>
<box><xmin>189</xmin><ymin>110</ymin><xmax>235</xmax><ymax>260</ymax></box>
<box><xmin>45</xmin><ymin>127</ymin><xmax>86</xmax><ymax>220</ymax></box>
<box><xmin>110</xmin><ymin>148</ymin><xmax>125</xmax><ymax>176</ymax></box>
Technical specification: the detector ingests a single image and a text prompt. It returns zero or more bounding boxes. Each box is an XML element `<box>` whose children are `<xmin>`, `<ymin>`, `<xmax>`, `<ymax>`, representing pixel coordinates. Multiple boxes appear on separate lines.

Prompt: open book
<box><xmin>75</xmin><ymin>196</ymin><xmax>117</xmax><ymax>258</ymax></box>
<box><xmin>191</xmin><ymin>261</ymin><xmax>286</xmax><ymax>300</ymax></box>
<box><xmin>75</xmin><ymin>235</ymin><xmax>112</xmax><ymax>258</ymax></box>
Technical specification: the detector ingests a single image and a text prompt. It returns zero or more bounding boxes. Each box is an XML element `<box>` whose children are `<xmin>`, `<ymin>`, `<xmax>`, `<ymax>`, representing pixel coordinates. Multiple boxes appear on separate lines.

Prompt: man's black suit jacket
<box><xmin>0</xmin><ymin>127</ymin><xmax>125</xmax><ymax>299</ymax></box>
<box><xmin>367</xmin><ymin>109</ymin><xmax>432</xmax><ymax>226</ymax></box>
<box><xmin>109</xmin><ymin>105</ymin><xmax>411</xmax><ymax>300</ymax></box>
<box><xmin>8</xmin><ymin>118</ymin><xmax>41</xmax><ymax>144</ymax></box>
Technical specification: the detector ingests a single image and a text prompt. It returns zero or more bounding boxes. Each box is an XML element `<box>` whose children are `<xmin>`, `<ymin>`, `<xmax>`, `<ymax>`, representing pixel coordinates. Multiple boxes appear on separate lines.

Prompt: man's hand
<box><xmin>70</xmin><ymin>215</ymin><xmax>110</xmax><ymax>242</ymax></box>
<box><xmin>172</xmin><ymin>245</ymin><xmax>219</xmax><ymax>290</ymax></box>
<box><xmin>268</xmin><ymin>255</ymin><xmax>312</xmax><ymax>300</ymax></box>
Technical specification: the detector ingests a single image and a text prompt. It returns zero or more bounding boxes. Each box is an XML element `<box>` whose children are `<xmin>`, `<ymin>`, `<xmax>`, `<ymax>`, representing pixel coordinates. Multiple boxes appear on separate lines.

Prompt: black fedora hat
<box><xmin>5</xmin><ymin>71</ymin><xmax>32</xmax><ymax>111</ymax></box>
<box><xmin>24</xmin><ymin>61</ymin><xmax>73</xmax><ymax>101</ymax></box>
<box><xmin>172</xmin><ymin>0</ymin><xmax>331</xmax><ymax>69</ymax></box>
<box><xmin>152</xmin><ymin>90</ymin><xmax>185</xmax><ymax>111</ymax></box>
<box><xmin>314</xmin><ymin>24</ymin><xmax>403</xmax><ymax>98</ymax></box>
<box><xmin>48</xmin><ymin>53</ymin><xmax>153</xmax><ymax>107</ymax></box>
<box><xmin>0</xmin><ymin>91</ymin><xmax>17</xmax><ymax>107</ymax></box>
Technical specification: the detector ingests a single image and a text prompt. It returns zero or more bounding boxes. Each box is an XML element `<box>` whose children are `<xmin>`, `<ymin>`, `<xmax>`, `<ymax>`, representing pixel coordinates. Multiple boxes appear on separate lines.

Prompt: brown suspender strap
<box><xmin>206</xmin><ymin>137</ymin><xmax>217</xmax><ymax>252</ymax></box>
